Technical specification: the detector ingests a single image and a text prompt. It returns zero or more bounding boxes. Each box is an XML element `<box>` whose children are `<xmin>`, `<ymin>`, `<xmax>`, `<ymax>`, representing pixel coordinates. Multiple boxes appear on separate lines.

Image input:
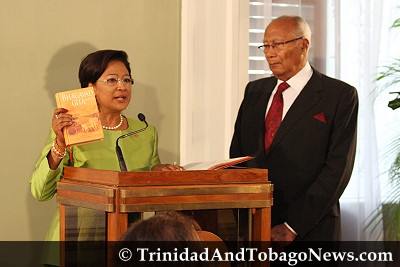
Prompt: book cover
<box><xmin>182</xmin><ymin>156</ymin><xmax>254</xmax><ymax>170</ymax></box>
<box><xmin>55</xmin><ymin>87</ymin><xmax>104</xmax><ymax>147</ymax></box>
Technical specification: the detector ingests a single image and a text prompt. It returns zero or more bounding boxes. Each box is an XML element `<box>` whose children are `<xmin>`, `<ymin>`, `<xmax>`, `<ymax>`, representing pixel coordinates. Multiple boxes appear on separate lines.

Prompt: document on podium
<box><xmin>182</xmin><ymin>156</ymin><xmax>253</xmax><ymax>170</ymax></box>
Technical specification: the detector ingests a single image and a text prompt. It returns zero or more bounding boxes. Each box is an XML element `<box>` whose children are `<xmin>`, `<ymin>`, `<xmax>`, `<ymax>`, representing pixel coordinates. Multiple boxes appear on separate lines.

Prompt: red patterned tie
<box><xmin>264</xmin><ymin>81</ymin><xmax>290</xmax><ymax>152</ymax></box>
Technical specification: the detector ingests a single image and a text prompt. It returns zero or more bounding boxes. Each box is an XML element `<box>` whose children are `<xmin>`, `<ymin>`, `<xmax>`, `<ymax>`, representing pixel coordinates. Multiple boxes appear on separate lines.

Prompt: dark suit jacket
<box><xmin>230</xmin><ymin>68</ymin><xmax>358</xmax><ymax>241</ymax></box>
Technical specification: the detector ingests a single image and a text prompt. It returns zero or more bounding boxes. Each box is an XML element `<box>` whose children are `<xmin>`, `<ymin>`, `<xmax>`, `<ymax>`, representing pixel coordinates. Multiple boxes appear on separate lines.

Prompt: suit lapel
<box><xmin>256</xmin><ymin>79</ymin><xmax>277</xmax><ymax>124</ymax></box>
<box><xmin>252</xmin><ymin>79</ymin><xmax>277</xmax><ymax>158</ymax></box>
<box><xmin>249</xmin><ymin>78</ymin><xmax>277</xmax><ymax>137</ymax></box>
<box><xmin>267</xmin><ymin>71</ymin><xmax>325</xmax><ymax>154</ymax></box>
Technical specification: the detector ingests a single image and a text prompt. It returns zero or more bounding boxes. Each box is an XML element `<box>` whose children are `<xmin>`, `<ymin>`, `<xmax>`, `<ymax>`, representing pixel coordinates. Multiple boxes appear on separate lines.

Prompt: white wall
<box><xmin>180</xmin><ymin>0</ymin><xmax>249</xmax><ymax>164</ymax></box>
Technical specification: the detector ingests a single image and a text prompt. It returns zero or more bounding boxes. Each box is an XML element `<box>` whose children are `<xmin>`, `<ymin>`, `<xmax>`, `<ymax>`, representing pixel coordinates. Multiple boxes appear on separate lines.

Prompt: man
<box><xmin>230</xmin><ymin>15</ymin><xmax>358</xmax><ymax>243</ymax></box>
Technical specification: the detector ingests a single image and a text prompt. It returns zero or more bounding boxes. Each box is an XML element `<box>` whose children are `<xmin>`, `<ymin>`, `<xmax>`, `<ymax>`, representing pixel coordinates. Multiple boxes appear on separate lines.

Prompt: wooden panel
<box><xmin>63</xmin><ymin>166</ymin><xmax>269</xmax><ymax>186</ymax></box>
<box><xmin>121</xmin><ymin>193</ymin><xmax>270</xmax><ymax>205</ymax></box>
<box><xmin>57</xmin><ymin>182</ymin><xmax>115</xmax><ymax>197</ymax></box>
<box><xmin>63</xmin><ymin>167</ymin><xmax>120</xmax><ymax>185</ymax></box>
<box><xmin>118</xmin><ymin>169</ymin><xmax>269</xmax><ymax>186</ymax></box>
<box><xmin>120</xmin><ymin>184</ymin><xmax>271</xmax><ymax>197</ymax></box>
<box><xmin>119</xmin><ymin>183</ymin><xmax>272</xmax><ymax>212</ymax></box>
<box><xmin>57</xmin><ymin>189</ymin><xmax>114</xmax><ymax>205</ymax></box>
<box><xmin>107</xmin><ymin>188</ymin><xmax>128</xmax><ymax>241</ymax></box>
<box><xmin>253</xmin><ymin>208</ymin><xmax>271</xmax><ymax>241</ymax></box>
<box><xmin>107</xmin><ymin>213</ymin><xmax>128</xmax><ymax>241</ymax></box>
<box><xmin>57</xmin><ymin>186</ymin><xmax>115</xmax><ymax>212</ymax></box>
<box><xmin>57</xmin><ymin>196</ymin><xmax>114</xmax><ymax>212</ymax></box>
<box><xmin>120</xmin><ymin>200</ymin><xmax>271</xmax><ymax>213</ymax></box>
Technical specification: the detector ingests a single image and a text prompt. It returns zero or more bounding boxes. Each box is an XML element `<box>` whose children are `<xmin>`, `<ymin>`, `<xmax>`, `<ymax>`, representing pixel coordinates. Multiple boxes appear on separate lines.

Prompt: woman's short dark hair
<box><xmin>78</xmin><ymin>49</ymin><xmax>132</xmax><ymax>88</ymax></box>
<box><xmin>116</xmin><ymin>212</ymin><xmax>206</xmax><ymax>266</ymax></box>
<box><xmin>120</xmin><ymin>211</ymin><xmax>201</xmax><ymax>242</ymax></box>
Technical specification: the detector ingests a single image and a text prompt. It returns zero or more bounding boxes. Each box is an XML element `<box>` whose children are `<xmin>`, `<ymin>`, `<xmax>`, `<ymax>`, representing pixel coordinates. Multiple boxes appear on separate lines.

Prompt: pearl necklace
<box><xmin>102</xmin><ymin>114</ymin><xmax>123</xmax><ymax>130</ymax></box>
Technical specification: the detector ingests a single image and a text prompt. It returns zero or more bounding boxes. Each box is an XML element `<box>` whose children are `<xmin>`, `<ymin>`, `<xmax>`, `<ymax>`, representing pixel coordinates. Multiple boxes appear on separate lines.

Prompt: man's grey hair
<box><xmin>273</xmin><ymin>15</ymin><xmax>312</xmax><ymax>46</ymax></box>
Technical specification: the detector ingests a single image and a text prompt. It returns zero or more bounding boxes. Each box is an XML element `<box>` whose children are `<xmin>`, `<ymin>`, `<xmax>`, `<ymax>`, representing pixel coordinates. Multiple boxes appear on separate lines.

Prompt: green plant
<box><xmin>378</xmin><ymin>18</ymin><xmax>400</xmax><ymax>110</ymax></box>
<box><xmin>366</xmin><ymin>17</ymin><xmax>400</xmax><ymax>240</ymax></box>
<box><xmin>367</xmin><ymin>155</ymin><xmax>400</xmax><ymax>240</ymax></box>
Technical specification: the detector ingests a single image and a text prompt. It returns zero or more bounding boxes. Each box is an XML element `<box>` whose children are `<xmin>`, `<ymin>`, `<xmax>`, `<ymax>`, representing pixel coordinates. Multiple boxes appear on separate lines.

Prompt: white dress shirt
<box><xmin>265</xmin><ymin>62</ymin><xmax>313</xmax><ymax>119</ymax></box>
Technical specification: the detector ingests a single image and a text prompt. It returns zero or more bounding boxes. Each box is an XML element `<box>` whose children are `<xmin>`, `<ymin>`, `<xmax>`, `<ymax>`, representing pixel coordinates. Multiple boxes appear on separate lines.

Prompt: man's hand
<box><xmin>271</xmin><ymin>223</ymin><xmax>297</xmax><ymax>247</ymax></box>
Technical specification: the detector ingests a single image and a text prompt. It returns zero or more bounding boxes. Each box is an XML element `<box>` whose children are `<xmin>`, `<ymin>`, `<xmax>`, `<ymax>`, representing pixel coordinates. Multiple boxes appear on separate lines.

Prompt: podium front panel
<box><xmin>119</xmin><ymin>184</ymin><xmax>272</xmax><ymax>212</ymax></box>
<box><xmin>58</xmin><ymin>167</ymin><xmax>272</xmax><ymax>242</ymax></box>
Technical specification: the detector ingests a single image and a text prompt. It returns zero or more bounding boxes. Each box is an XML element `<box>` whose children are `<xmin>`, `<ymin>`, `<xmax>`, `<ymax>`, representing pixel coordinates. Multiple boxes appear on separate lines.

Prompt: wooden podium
<box><xmin>57</xmin><ymin>166</ymin><xmax>273</xmax><ymax>241</ymax></box>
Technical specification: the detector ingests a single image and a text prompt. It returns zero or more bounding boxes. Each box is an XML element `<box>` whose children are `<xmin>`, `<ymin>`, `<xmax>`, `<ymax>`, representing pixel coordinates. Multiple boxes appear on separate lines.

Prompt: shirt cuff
<box><xmin>284</xmin><ymin>222</ymin><xmax>298</xmax><ymax>235</ymax></box>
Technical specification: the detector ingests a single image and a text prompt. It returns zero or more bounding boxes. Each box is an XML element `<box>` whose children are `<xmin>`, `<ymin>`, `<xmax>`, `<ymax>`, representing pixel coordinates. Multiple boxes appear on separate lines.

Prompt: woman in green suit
<box><xmin>30</xmin><ymin>50</ymin><xmax>181</xmax><ymax>248</ymax></box>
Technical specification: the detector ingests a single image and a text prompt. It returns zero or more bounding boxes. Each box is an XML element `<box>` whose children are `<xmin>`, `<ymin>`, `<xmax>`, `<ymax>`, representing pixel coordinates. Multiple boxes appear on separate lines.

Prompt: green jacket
<box><xmin>30</xmin><ymin>117</ymin><xmax>161</xmax><ymax>241</ymax></box>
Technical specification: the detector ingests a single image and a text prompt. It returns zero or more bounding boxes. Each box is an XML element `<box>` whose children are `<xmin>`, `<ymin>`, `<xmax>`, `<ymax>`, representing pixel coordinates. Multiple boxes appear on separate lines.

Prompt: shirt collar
<box><xmin>277</xmin><ymin>62</ymin><xmax>313</xmax><ymax>92</ymax></box>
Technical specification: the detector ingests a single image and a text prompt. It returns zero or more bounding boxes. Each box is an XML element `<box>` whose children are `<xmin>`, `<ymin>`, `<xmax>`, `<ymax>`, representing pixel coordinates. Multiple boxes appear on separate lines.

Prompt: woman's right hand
<box><xmin>52</xmin><ymin>108</ymin><xmax>73</xmax><ymax>147</ymax></box>
<box><xmin>47</xmin><ymin>108</ymin><xmax>74</xmax><ymax>169</ymax></box>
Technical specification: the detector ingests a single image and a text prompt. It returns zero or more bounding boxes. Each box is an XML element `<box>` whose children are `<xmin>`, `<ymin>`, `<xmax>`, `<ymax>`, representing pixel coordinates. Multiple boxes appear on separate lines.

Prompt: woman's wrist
<box><xmin>51</xmin><ymin>138</ymin><xmax>66</xmax><ymax>159</ymax></box>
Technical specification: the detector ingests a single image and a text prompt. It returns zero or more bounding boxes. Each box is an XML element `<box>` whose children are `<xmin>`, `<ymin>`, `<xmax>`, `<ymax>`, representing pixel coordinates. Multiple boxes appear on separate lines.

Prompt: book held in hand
<box><xmin>55</xmin><ymin>87</ymin><xmax>104</xmax><ymax>146</ymax></box>
<box><xmin>183</xmin><ymin>156</ymin><xmax>254</xmax><ymax>170</ymax></box>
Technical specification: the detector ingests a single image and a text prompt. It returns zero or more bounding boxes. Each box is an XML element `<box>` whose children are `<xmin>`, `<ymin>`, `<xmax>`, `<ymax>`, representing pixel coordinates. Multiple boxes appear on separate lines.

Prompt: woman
<box><xmin>30</xmin><ymin>50</ymin><xmax>182</xmax><ymax>244</ymax></box>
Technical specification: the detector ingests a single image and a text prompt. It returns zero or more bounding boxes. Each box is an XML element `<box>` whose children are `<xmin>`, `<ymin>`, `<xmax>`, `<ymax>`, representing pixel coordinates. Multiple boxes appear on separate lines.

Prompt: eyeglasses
<box><xmin>97</xmin><ymin>77</ymin><xmax>134</xmax><ymax>86</ymax></box>
<box><xmin>258</xmin><ymin>36</ymin><xmax>304</xmax><ymax>52</ymax></box>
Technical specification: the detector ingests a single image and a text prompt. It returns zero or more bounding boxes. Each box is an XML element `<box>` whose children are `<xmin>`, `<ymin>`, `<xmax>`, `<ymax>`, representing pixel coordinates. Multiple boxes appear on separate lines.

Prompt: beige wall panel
<box><xmin>0</xmin><ymin>0</ymin><xmax>180</xmax><ymax>240</ymax></box>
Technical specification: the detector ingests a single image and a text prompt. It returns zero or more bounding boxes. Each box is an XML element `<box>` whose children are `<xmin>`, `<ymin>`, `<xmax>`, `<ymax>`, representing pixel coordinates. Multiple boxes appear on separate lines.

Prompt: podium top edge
<box><xmin>62</xmin><ymin>166</ymin><xmax>269</xmax><ymax>186</ymax></box>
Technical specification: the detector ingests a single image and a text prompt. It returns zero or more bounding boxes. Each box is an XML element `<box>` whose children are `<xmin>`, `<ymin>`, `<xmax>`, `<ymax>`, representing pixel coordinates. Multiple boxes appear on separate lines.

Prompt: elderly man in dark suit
<box><xmin>230</xmin><ymin>15</ymin><xmax>358</xmax><ymax>244</ymax></box>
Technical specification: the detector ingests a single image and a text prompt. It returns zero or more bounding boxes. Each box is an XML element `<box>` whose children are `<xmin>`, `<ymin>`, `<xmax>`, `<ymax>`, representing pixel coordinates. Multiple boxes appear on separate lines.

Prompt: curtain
<box><xmin>339</xmin><ymin>0</ymin><xmax>400</xmax><ymax>241</ymax></box>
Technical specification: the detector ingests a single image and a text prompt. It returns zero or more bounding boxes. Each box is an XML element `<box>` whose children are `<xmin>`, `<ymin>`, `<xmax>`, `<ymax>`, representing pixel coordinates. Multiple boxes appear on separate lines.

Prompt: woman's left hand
<box><xmin>152</xmin><ymin>164</ymin><xmax>184</xmax><ymax>171</ymax></box>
